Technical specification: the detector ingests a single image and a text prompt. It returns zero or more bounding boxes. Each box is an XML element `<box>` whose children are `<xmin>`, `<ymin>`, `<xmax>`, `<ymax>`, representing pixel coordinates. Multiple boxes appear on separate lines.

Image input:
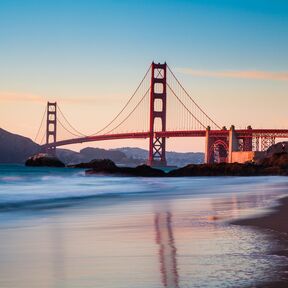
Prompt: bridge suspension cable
<box><xmin>36</xmin><ymin>62</ymin><xmax>223</xmax><ymax>148</ymax></box>
<box><xmin>34</xmin><ymin>106</ymin><xmax>47</xmax><ymax>142</ymax></box>
<box><xmin>104</xmin><ymin>87</ymin><xmax>150</xmax><ymax>135</ymax></box>
<box><xmin>35</xmin><ymin>64</ymin><xmax>152</xmax><ymax>146</ymax></box>
<box><xmin>57</xmin><ymin>117</ymin><xmax>84</xmax><ymax>138</ymax></box>
<box><xmin>89</xmin><ymin>64</ymin><xmax>152</xmax><ymax>136</ymax></box>
<box><xmin>57</xmin><ymin>106</ymin><xmax>87</xmax><ymax>137</ymax></box>
<box><xmin>167</xmin><ymin>83</ymin><xmax>206</xmax><ymax>129</ymax></box>
<box><xmin>167</xmin><ymin>65</ymin><xmax>221</xmax><ymax>130</ymax></box>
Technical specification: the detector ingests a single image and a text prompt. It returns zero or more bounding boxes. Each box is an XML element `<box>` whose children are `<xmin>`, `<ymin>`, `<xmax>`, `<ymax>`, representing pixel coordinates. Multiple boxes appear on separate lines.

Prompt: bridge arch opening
<box><xmin>208</xmin><ymin>139</ymin><xmax>228</xmax><ymax>163</ymax></box>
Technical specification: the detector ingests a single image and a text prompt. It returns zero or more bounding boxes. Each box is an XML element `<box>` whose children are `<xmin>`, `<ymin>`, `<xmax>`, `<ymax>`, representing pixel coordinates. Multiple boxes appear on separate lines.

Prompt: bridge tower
<box><xmin>46</xmin><ymin>101</ymin><xmax>57</xmax><ymax>155</ymax></box>
<box><xmin>148</xmin><ymin>62</ymin><xmax>167</xmax><ymax>167</ymax></box>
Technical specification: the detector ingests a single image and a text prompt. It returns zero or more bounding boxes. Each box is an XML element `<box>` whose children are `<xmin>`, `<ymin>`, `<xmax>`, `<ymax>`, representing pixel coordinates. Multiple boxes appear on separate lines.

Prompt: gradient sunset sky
<box><xmin>0</xmin><ymin>0</ymin><xmax>287</xmax><ymax>152</ymax></box>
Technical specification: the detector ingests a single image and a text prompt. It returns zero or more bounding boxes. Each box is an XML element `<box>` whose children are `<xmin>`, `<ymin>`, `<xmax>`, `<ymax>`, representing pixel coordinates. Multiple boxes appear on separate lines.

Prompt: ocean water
<box><xmin>0</xmin><ymin>164</ymin><xmax>288</xmax><ymax>288</ymax></box>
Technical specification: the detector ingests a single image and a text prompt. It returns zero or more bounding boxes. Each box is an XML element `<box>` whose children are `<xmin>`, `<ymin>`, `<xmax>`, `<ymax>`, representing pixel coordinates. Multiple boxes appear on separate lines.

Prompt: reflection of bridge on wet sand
<box><xmin>155</xmin><ymin>212</ymin><xmax>179</xmax><ymax>288</ymax></box>
<box><xmin>7</xmin><ymin>192</ymin><xmax>276</xmax><ymax>287</ymax></box>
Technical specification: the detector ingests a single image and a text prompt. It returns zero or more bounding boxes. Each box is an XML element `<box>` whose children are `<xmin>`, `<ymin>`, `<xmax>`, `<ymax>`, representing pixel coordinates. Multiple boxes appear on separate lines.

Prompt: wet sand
<box><xmin>1</xmin><ymin>192</ymin><xmax>288</xmax><ymax>288</ymax></box>
<box><xmin>1</xmin><ymin>170</ymin><xmax>288</xmax><ymax>287</ymax></box>
<box><xmin>234</xmin><ymin>196</ymin><xmax>288</xmax><ymax>236</ymax></box>
<box><xmin>234</xmin><ymin>196</ymin><xmax>288</xmax><ymax>288</ymax></box>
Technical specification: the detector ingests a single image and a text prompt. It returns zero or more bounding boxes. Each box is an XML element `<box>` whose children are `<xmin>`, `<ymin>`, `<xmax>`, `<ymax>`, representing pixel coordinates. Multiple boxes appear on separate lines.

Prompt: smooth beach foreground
<box><xmin>1</xmin><ymin>165</ymin><xmax>288</xmax><ymax>287</ymax></box>
<box><xmin>233</xmin><ymin>196</ymin><xmax>288</xmax><ymax>288</ymax></box>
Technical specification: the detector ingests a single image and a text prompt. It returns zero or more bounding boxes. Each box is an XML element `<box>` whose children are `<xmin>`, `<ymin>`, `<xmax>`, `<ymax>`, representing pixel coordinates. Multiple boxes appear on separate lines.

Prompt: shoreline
<box><xmin>233</xmin><ymin>196</ymin><xmax>288</xmax><ymax>288</ymax></box>
<box><xmin>27</xmin><ymin>152</ymin><xmax>288</xmax><ymax>177</ymax></box>
<box><xmin>1</xmin><ymin>166</ymin><xmax>288</xmax><ymax>287</ymax></box>
<box><xmin>233</xmin><ymin>195</ymin><xmax>288</xmax><ymax>237</ymax></box>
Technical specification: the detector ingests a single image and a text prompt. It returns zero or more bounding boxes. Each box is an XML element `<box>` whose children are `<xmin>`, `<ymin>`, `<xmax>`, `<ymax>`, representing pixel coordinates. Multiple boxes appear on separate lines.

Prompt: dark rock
<box><xmin>25</xmin><ymin>153</ymin><xmax>65</xmax><ymax>167</ymax></box>
<box><xmin>168</xmin><ymin>162</ymin><xmax>261</xmax><ymax>177</ymax></box>
<box><xmin>169</xmin><ymin>153</ymin><xmax>288</xmax><ymax>177</ymax></box>
<box><xmin>262</xmin><ymin>166</ymin><xmax>286</xmax><ymax>176</ymax></box>
<box><xmin>74</xmin><ymin>153</ymin><xmax>288</xmax><ymax>177</ymax></box>
<box><xmin>258</xmin><ymin>152</ymin><xmax>288</xmax><ymax>169</ymax></box>
<box><xmin>266</xmin><ymin>142</ymin><xmax>288</xmax><ymax>156</ymax></box>
<box><xmin>119</xmin><ymin>165</ymin><xmax>166</xmax><ymax>177</ymax></box>
<box><xmin>84</xmin><ymin>161</ymin><xmax>166</xmax><ymax>177</ymax></box>
<box><xmin>68</xmin><ymin>159</ymin><xmax>118</xmax><ymax>171</ymax></box>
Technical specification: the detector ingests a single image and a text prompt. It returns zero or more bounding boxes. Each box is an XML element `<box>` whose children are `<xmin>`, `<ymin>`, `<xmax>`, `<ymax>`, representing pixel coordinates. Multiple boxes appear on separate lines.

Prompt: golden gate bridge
<box><xmin>34</xmin><ymin>62</ymin><xmax>288</xmax><ymax>166</ymax></box>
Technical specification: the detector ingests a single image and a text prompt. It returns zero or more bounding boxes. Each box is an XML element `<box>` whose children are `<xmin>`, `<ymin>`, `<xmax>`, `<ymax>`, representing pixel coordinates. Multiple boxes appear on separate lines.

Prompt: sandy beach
<box><xmin>2</xmin><ymin>195</ymin><xmax>284</xmax><ymax>288</ymax></box>
<box><xmin>1</xmin><ymin>166</ymin><xmax>288</xmax><ymax>287</ymax></box>
<box><xmin>234</xmin><ymin>196</ymin><xmax>288</xmax><ymax>288</ymax></box>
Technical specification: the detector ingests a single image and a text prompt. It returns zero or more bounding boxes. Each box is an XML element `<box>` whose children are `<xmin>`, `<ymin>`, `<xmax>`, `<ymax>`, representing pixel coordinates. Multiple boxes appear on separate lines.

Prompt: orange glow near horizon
<box><xmin>1</xmin><ymin>69</ymin><xmax>288</xmax><ymax>153</ymax></box>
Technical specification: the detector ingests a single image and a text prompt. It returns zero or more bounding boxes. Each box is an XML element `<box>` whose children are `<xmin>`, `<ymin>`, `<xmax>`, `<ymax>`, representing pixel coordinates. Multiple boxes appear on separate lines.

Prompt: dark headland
<box><xmin>26</xmin><ymin>152</ymin><xmax>288</xmax><ymax>177</ymax></box>
<box><xmin>83</xmin><ymin>153</ymin><xmax>288</xmax><ymax>177</ymax></box>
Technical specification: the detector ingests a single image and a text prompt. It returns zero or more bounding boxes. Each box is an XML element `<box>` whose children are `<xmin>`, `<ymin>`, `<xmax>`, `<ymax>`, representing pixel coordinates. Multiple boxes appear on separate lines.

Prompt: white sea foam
<box><xmin>0</xmin><ymin>164</ymin><xmax>288</xmax><ymax>212</ymax></box>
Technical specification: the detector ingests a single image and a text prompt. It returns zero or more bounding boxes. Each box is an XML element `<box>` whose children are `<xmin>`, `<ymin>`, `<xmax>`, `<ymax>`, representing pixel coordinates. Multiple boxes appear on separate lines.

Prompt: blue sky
<box><xmin>1</xmin><ymin>0</ymin><xmax>287</xmax><ymax>69</ymax></box>
<box><xmin>0</xmin><ymin>0</ymin><xmax>287</xmax><ymax>151</ymax></box>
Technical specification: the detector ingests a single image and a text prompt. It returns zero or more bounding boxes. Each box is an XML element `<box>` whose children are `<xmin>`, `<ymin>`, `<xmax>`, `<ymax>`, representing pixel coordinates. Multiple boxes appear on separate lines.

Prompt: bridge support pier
<box><xmin>204</xmin><ymin>127</ymin><xmax>211</xmax><ymax>164</ymax></box>
<box><xmin>46</xmin><ymin>102</ymin><xmax>57</xmax><ymax>155</ymax></box>
<box><xmin>148</xmin><ymin>62</ymin><xmax>167</xmax><ymax>167</ymax></box>
<box><xmin>243</xmin><ymin>126</ymin><xmax>253</xmax><ymax>151</ymax></box>
<box><xmin>228</xmin><ymin>125</ymin><xmax>239</xmax><ymax>163</ymax></box>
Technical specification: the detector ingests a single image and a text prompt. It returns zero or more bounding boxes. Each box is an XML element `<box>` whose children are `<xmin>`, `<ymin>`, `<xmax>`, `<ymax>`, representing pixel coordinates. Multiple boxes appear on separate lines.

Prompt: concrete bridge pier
<box><xmin>228</xmin><ymin>125</ymin><xmax>239</xmax><ymax>163</ymax></box>
<box><xmin>204</xmin><ymin>126</ymin><xmax>211</xmax><ymax>164</ymax></box>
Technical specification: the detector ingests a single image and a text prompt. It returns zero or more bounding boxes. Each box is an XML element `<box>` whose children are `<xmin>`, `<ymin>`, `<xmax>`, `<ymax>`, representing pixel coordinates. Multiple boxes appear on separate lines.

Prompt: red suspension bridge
<box><xmin>35</xmin><ymin>62</ymin><xmax>288</xmax><ymax>166</ymax></box>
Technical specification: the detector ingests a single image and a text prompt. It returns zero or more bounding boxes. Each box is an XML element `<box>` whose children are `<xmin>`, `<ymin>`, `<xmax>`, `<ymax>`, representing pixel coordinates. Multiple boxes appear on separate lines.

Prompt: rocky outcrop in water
<box><xmin>71</xmin><ymin>159</ymin><xmax>165</xmax><ymax>177</ymax></box>
<box><xmin>84</xmin><ymin>160</ymin><xmax>165</xmax><ymax>177</ymax></box>
<box><xmin>69</xmin><ymin>153</ymin><xmax>288</xmax><ymax>177</ymax></box>
<box><xmin>266</xmin><ymin>142</ymin><xmax>288</xmax><ymax>157</ymax></box>
<box><xmin>69</xmin><ymin>159</ymin><xmax>118</xmax><ymax>170</ymax></box>
<box><xmin>258</xmin><ymin>152</ymin><xmax>288</xmax><ymax>169</ymax></box>
<box><xmin>168</xmin><ymin>152</ymin><xmax>288</xmax><ymax>177</ymax></box>
<box><xmin>167</xmin><ymin>162</ymin><xmax>260</xmax><ymax>176</ymax></box>
<box><xmin>25</xmin><ymin>153</ymin><xmax>65</xmax><ymax>167</ymax></box>
<box><xmin>112</xmin><ymin>164</ymin><xmax>165</xmax><ymax>177</ymax></box>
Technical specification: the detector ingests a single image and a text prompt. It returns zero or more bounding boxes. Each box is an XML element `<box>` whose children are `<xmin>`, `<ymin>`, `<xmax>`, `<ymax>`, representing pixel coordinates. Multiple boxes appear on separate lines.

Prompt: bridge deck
<box><xmin>43</xmin><ymin>129</ymin><xmax>288</xmax><ymax>149</ymax></box>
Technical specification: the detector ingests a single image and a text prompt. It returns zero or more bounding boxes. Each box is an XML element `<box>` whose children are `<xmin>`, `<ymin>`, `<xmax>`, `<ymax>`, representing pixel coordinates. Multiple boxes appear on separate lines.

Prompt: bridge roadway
<box><xmin>43</xmin><ymin>129</ymin><xmax>288</xmax><ymax>149</ymax></box>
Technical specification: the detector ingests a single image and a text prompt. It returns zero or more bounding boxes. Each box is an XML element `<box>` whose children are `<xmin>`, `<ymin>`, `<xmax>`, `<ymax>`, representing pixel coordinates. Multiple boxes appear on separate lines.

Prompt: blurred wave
<box><xmin>0</xmin><ymin>164</ymin><xmax>288</xmax><ymax>212</ymax></box>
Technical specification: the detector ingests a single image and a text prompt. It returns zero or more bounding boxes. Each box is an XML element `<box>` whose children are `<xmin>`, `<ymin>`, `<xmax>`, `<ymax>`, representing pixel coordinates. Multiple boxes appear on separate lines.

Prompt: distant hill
<box><xmin>0</xmin><ymin>128</ymin><xmax>204</xmax><ymax>166</ymax></box>
<box><xmin>57</xmin><ymin>147</ymin><xmax>140</xmax><ymax>166</ymax></box>
<box><xmin>0</xmin><ymin>128</ymin><xmax>40</xmax><ymax>163</ymax></box>
<box><xmin>114</xmin><ymin>147</ymin><xmax>204</xmax><ymax>166</ymax></box>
